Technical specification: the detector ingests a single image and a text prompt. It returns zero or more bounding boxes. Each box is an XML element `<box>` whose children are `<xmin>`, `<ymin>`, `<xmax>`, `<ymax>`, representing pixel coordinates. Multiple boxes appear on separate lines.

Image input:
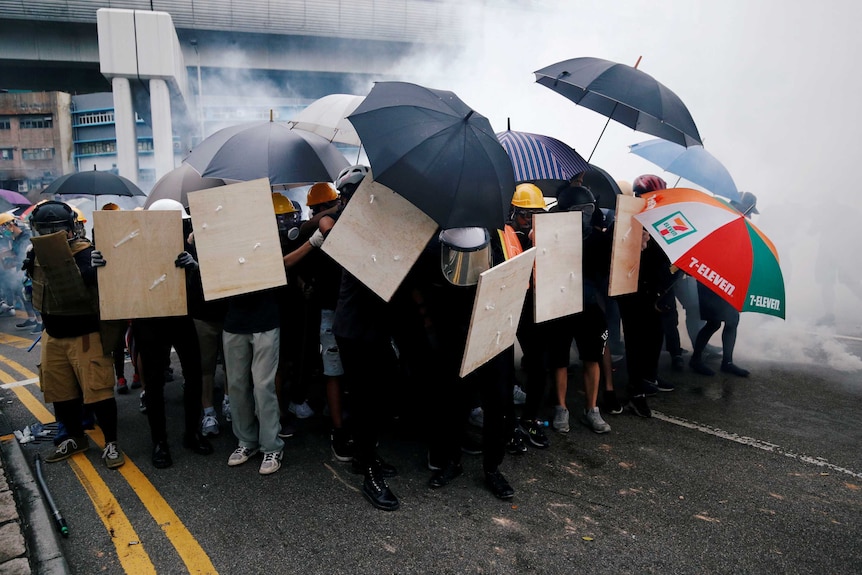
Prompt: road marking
<box><xmin>0</xmin><ymin>332</ymin><xmax>38</xmax><ymax>349</ymax></box>
<box><xmin>68</xmin><ymin>456</ymin><xmax>157</xmax><ymax>574</ymax></box>
<box><xmin>653</xmin><ymin>411</ymin><xmax>862</xmax><ymax>479</ymax></box>
<box><xmin>0</xmin><ymin>378</ymin><xmax>38</xmax><ymax>389</ymax></box>
<box><xmin>1</xmin><ymin>360</ymin><xmax>219</xmax><ymax>574</ymax></box>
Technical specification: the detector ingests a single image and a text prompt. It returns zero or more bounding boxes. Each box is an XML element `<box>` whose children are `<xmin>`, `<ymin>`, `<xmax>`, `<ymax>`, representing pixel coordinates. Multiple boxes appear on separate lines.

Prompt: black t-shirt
<box><xmin>223</xmin><ymin>288</ymin><xmax>282</xmax><ymax>334</ymax></box>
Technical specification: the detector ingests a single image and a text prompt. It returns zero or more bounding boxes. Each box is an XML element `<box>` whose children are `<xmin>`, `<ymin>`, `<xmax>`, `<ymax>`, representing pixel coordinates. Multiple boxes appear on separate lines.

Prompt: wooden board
<box><xmin>92</xmin><ymin>210</ymin><xmax>187</xmax><ymax>320</ymax></box>
<box><xmin>187</xmin><ymin>179</ymin><xmax>287</xmax><ymax>300</ymax></box>
<box><xmin>609</xmin><ymin>194</ymin><xmax>646</xmax><ymax>296</ymax></box>
<box><xmin>322</xmin><ymin>175</ymin><xmax>438</xmax><ymax>302</ymax></box>
<box><xmin>459</xmin><ymin>247</ymin><xmax>536</xmax><ymax>378</ymax></box>
<box><xmin>533</xmin><ymin>211</ymin><xmax>583</xmax><ymax>323</ymax></box>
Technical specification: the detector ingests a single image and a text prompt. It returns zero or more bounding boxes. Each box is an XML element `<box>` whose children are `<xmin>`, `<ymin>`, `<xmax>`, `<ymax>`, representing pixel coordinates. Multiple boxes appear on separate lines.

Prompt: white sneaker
<box><xmin>552</xmin><ymin>406</ymin><xmax>570</xmax><ymax>433</ymax></box>
<box><xmin>583</xmin><ymin>407</ymin><xmax>611</xmax><ymax>434</ymax></box>
<box><xmin>222</xmin><ymin>397</ymin><xmax>232</xmax><ymax>423</ymax></box>
<box><xmin>259</xmin><ymin>451</ymin><xmax>283</xmax><ymax>475</ymax></box>
<box><xmin>468</xmin><ymin>407</ymin><xmax>484</xmax><ymax>428</ymax></box>
<box><xmin>227</xmin><ymin>446</ymin><xmax>259</xmax><ymax>466</ymax></box>
<box><xmin>288</xmin><ymin>401</ymin><xmax>314</xmax><ymax>419</ymax></box>
<box><xmin>201</xmin><ymin>414</ymin><xmax>220</xmax><ymax>436</ymax></box>
<box><xmin>513</xmin><ymin>385</ymin><xmax>527</xmax><ymax>405</ymax></box>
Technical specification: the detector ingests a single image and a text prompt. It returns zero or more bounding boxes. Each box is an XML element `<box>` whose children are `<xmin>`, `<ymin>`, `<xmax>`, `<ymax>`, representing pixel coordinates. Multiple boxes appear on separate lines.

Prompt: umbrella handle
<box><xmin>587</xmin><ymin>105</ymin><xmax>616</xmax><ymax>163</ymax></box>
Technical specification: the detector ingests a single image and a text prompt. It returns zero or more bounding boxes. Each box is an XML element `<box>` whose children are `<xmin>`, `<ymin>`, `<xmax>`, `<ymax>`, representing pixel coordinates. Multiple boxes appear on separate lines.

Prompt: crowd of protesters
<box><xmin>17</xmin><ymin>167</ymin><xmax>757</xmax><ymax>511</ymax></box>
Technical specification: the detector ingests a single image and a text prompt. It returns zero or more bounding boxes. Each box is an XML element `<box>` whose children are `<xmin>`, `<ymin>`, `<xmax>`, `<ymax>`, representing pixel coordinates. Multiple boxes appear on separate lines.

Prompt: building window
<box><xmin>0</xmin><ymin>148</ymin><xmax>12</xmax><ymax>160</ymax></box>
<box><xmin>75</xmin><ymin>111</ymin><xmax>115</xmax><ymax>125</ymax></box>
<box><xmin>22</xmin><ymin>148</ymin><xmax>55</xmax><ymax>160</ymax></box>
<box><xmin>77</xmin><ymin>141</ymin><xmax>116</xmax><ymax>155</ymax></box>
<box><xmin>20</xmin><ymin>116</ymin><xmax>54</xmax><ymax>129</ymax></box>
<box><xmin>0</xmin><ymin>118</ymin><xmax>10</xmax><ymax>130</ymax></box>
<box><xmin>137</xmin><ymin>140</ymin><xmax>154</xmax><ymax>152</ymax></box>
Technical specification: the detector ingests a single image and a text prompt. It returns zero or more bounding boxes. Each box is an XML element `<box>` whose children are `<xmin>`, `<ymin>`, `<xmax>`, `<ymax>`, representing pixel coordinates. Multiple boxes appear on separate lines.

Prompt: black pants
<box><xmin>133</xmin><ymin>316</ymin><xmax>203</xmax><ymax>444</ymax></box>
<box><xmin>617</xmin><ymin>292</ymin><xmax>664</xmax><ymax>393</ymax></box>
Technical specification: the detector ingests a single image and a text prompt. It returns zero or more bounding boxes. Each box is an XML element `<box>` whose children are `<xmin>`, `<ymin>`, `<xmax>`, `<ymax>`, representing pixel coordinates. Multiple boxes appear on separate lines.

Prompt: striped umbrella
<box><xmin>496</xmin><ymin>130</ymin><xmax>589</xmax><ymax>182</ymax></box>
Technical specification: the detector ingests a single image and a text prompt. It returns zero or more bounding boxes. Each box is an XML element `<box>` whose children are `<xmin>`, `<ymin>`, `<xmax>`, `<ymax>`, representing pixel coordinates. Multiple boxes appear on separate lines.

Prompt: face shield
<box><xmin>33</xmin><ymin>222</ymin><xmax>72</xmax><ymax>238</ymax></box>
<box><xmin>439</xmin><ymin>227</ymin><xmax>492</xmax><ymax>287</ymax></box>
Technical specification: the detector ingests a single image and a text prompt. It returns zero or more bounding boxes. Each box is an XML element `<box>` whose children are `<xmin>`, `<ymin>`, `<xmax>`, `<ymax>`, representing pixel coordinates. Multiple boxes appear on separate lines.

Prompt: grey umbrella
<box><xmin>184</xmin><ymin>120</ymin><xmax>349</xmax><ymax>187</ymax></box>
<box><xmin>535</xmin><ymin>57</ymin><xmax>703</xmax><ymax>153</ymax></box>
<box><xmin>144</xmin><ymin>163</ymin><xmax>225</xmax><ymax>209</ymax></box>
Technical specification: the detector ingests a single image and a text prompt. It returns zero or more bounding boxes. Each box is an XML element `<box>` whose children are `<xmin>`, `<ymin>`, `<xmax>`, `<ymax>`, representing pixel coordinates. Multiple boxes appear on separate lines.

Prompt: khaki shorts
<box><xmin>39</xmin><ymin>331</ymin><xmax>115</xmax><ymax>404</ymax></box>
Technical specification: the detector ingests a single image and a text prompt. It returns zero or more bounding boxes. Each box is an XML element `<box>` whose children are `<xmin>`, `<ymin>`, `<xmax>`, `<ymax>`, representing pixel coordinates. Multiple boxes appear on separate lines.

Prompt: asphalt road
<box><xmin>0</xmin><ymin>311</ymin><xmax>860</xmax><ymax>575</ymax></box>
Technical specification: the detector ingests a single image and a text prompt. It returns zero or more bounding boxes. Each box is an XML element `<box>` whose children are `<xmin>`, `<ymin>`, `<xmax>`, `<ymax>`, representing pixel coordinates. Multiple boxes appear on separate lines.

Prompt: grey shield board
<box><xmin>187</xmin><ymin>178</ymin><xmax>287</xmax><ymax>300</ymax></box>
<box><xmin>321</xmin><ymin>176</ymin><xmax>438</xmax><ymax>302</ymax></box>
<box><xmin>609</xmin><ymin>194</ymin><xmax>646</xmax><ymax>296</ymax></box>
<box><xmin>459</xmin><ymin>247</ymin><xmax>536</xmax><ymax>378</ymax></box>
<box><xmin>92</xmin><ymin>210</ymin><xmax>187</xmax><ymax>320</ymax></box>
<box><xmin>533</xmin><ymin>211</ymin><xmax>583</xmax><ymax>322</ymax></box>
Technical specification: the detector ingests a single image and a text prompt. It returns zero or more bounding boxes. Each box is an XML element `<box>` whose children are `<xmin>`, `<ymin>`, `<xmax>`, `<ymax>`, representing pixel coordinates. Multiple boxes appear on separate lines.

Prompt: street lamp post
<box><xmin>190</xmin><ymin>39</ymin><xmax>205</xmax><ymax>144</ymax></box>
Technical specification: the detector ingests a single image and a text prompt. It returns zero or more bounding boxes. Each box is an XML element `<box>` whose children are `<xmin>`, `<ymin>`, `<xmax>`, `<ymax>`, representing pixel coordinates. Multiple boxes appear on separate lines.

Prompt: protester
<box><xmin>27</xmin><ymin>200</ymin><xmax>124</xmax><ymax>469</ymax></box>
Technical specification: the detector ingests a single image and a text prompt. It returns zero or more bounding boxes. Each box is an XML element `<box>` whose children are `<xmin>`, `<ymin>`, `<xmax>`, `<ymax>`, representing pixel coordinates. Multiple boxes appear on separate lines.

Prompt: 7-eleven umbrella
<box><xmin>633</xmin><ymin>188</ymin><xmax>785</xmax><ymax>318</ymax></box>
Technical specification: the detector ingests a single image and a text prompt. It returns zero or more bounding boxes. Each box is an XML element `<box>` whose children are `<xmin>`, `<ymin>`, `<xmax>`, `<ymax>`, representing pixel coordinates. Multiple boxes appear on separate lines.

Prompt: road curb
<box><xmin>0</xmin><ymin>437</ymin><xmax>71</xmax><ymax>575</ymax></box>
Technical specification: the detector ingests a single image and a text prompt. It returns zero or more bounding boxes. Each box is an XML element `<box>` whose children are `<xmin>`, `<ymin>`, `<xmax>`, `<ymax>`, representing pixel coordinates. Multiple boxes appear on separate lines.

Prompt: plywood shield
<box><xmin>533</xmin><ymin>212</ymin><xmax>583</xmax><ymax>323</ymax></box>
<box><xmin>609</xmin><ymin>195</ymin><xmax>646</xmax><ymax>296</ymax></box>
<box><xmin>459</xmin><ymin>247</ymin><xmax>536</xmax><ymax>378</ymax></box>
<box><xmin>187</xmin><ymin>179</ymin><xmax>287</xmax><ymax>300</ymax></box>
<box><xmin>92</xmin><ymin>210</ymin><xmax>186</xmax><ymax>320</ymax></box>
<box><xmin>322</xmin><ymin>176</ymin><xmax>438</xmax><ymax>302</ymax></box>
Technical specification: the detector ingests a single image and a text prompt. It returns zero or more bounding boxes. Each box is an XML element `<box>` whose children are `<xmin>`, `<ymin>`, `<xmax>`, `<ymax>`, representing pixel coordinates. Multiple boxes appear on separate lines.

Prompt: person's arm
<box><xmin>283</xmin><ymin>215</ymin><xmax>335</xmax><ymax>269</ymax></box>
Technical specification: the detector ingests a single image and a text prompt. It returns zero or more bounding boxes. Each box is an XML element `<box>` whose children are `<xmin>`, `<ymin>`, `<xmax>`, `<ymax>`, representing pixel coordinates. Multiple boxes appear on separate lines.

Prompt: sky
<box><xmin>370</xmin><ymin>0</ymin><xmax>862</xmax><ymax>367</ymax></box>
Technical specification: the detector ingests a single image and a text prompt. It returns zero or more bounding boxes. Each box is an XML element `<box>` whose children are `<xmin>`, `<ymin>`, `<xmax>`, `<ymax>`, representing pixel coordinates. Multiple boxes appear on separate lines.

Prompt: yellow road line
<box><xmin>0</xmin><ymin>332</ymin><xmax>38</xmax><ymax>349</ymax></box>
<box><xmin>3</xmin><ymin>363</ymin><xmax>218</xmax><ymax>574</ymax></box>
<box><xmin>68</xmin><ymin>455</ymin><xmax>157</xmax><ymax>574</ymax></box>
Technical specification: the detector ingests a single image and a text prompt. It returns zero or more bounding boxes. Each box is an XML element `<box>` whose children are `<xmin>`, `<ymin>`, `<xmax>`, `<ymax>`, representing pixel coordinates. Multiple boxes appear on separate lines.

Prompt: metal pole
<box><xmin>34</xmin><ymin>454</ymin><xmax>69</xmax><ymax>537</ymax></box>
<box><xmin>190</xmin><ymin>40</ymin><xmax>204</xmax><ymax>143</ymax></box>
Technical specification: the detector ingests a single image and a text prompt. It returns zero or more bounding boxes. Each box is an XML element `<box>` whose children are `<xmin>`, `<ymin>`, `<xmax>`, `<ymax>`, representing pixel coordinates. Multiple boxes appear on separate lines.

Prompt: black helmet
<box><xmin>556</xmin><ymin>186</ymin><xmax>596</xmax><ymax>211</ymax></box>
<box><xmin>29</xmin><ymin>200</ymin><xmax>76</xmax><ymax>236</ymax></box>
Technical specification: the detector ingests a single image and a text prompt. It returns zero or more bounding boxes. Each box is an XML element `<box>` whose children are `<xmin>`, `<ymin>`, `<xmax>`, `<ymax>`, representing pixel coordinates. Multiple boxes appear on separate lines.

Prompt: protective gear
<box><xmin>335</xmin><ymin>164</ymin><xmax>369</xmax><ymax>191</ymax></box>
<box><xmin>70</xmin><ymin>206</ymin><xmax>87</xmax><ymax>224</ymax></box>
<box><xmin>557</xmin><ymin>186</ymin><xmax>598</xmax><ymax>238</ymax></box>
<box><xmin>0</xmin><ymin>213</ymin><xmax>14</xmax><ymax>226</ymax></box>
<box><xmin>29</xmin><ymin>201</ymin><xmax>76</xmax><ymax>237</ymax></box>
<box><xmin>272</xmin><ymin>194</ymin><xmax>301</xmax><ymax>238</ymax></box>
<box><xmin>90</xmin><ymin>250</ymin><xmax>106</xmax><ymax>268</ymax></box>
<box><xmin>306</xmin><ymin>182</ymin><xmax>338</xmax><ymax>207</ymax></box>
<box><xmin>272</xmin><ymin>193</ymin><xmax>297</xmax><ymax>215</ymax></box>
<box><xmin>511</xmin><ymin>183</ymin><xmax>546</xmax><ymax>209</ymax></box>
<box><xmin>175</xmin><ymin>251</ymin><xmax>199</xmax><ymax>271</ymax></box>
<box><xmin>102</xmin><ymin>202</ymin><xmax>120</xmax><ymax>211</ymax></box>
<box><xmin>30</xmin><ymin>238</ymin><xmax>99</xmax><ymax>316</ymax></box>
<box><xmin>632</xmin><ymin>174</ymin><xmax>667</xmax><ymax>196</ymax></box>
<box><xmin>439</xmin><ymin>227</ymin><xmax>492</xmax><ymax>286</ymax></box>
<box><xmin>308</xmin><ymin>229</ymin><xmax>325</xmax><ymax>249</ymax></box>
<box><xmin>148</xmin><ymin>198</ymin><xmax>190</xmax><ymax>219</ymax></box>
<box><xmin>70</xmin><ymin>206</ymin><xmax>88</xmax><ymax>239</ymax></box>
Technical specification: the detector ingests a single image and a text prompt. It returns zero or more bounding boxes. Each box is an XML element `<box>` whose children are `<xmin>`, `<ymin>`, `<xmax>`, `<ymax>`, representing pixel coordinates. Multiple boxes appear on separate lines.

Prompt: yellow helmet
<box><xmin>511</xmin><ymin>183</ymin><xmax>546</xmax><ymax>209</ymax></box>
<box><xmin>0</xmin><ymin>212</ymin><xmax>15</xmax><ymax>226</ymax></box>
<box><xmin>306</xmin><ymin>182</ymin><xmax>338</xmax><ymax>207</ymax></box>
<box><xmin>71</xmin><ymin>206</ymin><xmax>87</xmax><ymax>224</ymax></box>
<box><xmin>272</xmin><ymin>193</ymin><xmax>297</xmax><ymax>215</ymax></box>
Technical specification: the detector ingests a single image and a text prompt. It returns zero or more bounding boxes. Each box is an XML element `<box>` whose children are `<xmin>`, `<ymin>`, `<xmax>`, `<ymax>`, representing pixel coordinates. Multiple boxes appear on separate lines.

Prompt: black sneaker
<box><xmin>654</xmin><ymin>378</ymin><xmax>675</xmax><ymax>392</ymax></box>
<box><xmin>601</xmin><ymin>390</ymin><xmax>624</xmax><ymax>415</ymax></box>
<box><xmin>152</xmin><ymin>441</ymin><xmax>173</xmax><ymax>469</ymax></box>
<box><xmin>506</xmin><ymin>428</ymin><xmax>528</xmax><ymax>454</ymax></box>
<box><xmin>331</xmin><ymin>429</ymin><xmax>353</xmax><ymax>462</ymax></box>
<box><xmin>45</xmin><ymin>436</ymin><xmax>89</xmax><ymax>463</ymax></box>
<box><xmin>640</xmin><ymin>380</ymin><xmax>659</xmax><ymax>397</ymax></box>
<box><xmin>629</xmin><ymin>395</ymin><xmax>652</xmax><ymax>418</ymax></box>
<box><xmin>15</xmin><ymin>319</ymin><xmax>36</xmax><ymax>330</ymax></box>
<box><xmin>428</xmin><ymin>461</ymin><xmax>463</xmax><ymax>489</ymax></box>
<box><xmin>461</xmin><ymin>436</ymin><xmax>483</xmax><ymax>455</ymax></box>
<box><xmin>484</xmin><ymin>469</ymin><xmax>514</xmax><ymax>500</ymax></box>
<box><xmin>690</xmin><ymin>357</ymin><xmax>715</xmax><ymax>376</ymax></box>
<box><xmin>519</xmin><ymin>419</ymin><xmax>550</xmax><ymax>449</ymax></box>
<box><xmin>721</xmin><ymin>362</ymin><xmax>750</xmax><ymax>377</ymax></box>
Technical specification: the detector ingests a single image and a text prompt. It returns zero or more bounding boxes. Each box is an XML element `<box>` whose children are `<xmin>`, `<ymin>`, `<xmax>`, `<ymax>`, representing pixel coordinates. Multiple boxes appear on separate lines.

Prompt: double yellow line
<box><xmin>0</xmin><ymin>338</ymin><xmax>217</xmax><ymax>574</ymax></box>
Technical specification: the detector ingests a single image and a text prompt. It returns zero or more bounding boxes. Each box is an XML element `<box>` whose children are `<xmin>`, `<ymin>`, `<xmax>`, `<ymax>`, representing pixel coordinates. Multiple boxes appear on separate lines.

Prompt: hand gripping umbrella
<box><xmin>629</xmin><ymin>139</ymin><xmax>740</xmax><ymax>202</ymax></box>
<box><xmin>535</xmin><ymin>57</ymin><xmax>703</xmax><ymax>157</ymax></box>
<box><xmin>633</xmin><ymin>188</ymin><xmax>785</xmax><ymax>318</ymax></box>
<box><xmin>347</xmin><ymin>81</ymin><xmax>515</xmax><ymax>230</ymax></box>
<box><xmin>184</xmin><ymin>119</ymin><xmax>349</xmax><ymax>187</ymax></box>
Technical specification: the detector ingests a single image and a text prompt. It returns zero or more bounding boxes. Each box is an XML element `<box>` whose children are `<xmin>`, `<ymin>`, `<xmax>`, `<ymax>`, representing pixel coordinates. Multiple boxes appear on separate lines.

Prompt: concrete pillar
<box><xmin>150</xmin><ymin>78</ymin><xmax>174</xmax><ymax>181</ymax></box>
<box><xmin>111</xmin><ymin>77</ymin><xmax>138</xmax><ymax>183</ymax></box>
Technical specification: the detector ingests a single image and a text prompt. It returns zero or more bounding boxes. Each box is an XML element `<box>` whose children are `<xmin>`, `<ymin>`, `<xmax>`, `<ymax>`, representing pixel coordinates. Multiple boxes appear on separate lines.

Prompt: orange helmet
<box><xmin>306</xmin><ymin>182</ymin><xmax>338</xmax><ymax>207</ymax></box>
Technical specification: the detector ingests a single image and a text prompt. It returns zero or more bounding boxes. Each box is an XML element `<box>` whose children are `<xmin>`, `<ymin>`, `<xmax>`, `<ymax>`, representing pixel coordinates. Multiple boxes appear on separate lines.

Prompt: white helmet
<box><xmin>335</xmin><ymin>164</ymin><xmax>369</xmax><ymax>191</ymax></box>
<box><xmin>148</xmin><ymin>198</ymin><xmax>190</xmax><ymax>219</ymax></box>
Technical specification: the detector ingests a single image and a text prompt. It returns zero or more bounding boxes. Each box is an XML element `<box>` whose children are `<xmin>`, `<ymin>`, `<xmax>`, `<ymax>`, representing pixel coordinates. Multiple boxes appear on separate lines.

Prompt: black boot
<box><xmin>152</xmin><ymin>441</ymin><xmax>173</xmax><ymax>469</ymax></box>
<box><xmin>352</xmin><ymin>456</ymin><xmax>397</xmax><ymax>478</ymax></box>
<box><xmin>361</xmin><ymin>463</ymin><xmax>399</xmax><ymax>511</ymax></box>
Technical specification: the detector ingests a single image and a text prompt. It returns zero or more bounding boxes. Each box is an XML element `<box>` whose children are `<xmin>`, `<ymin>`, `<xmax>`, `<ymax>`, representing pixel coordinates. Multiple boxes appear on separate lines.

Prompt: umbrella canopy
<box><xmin>629</xmin><ymin>139</ymin><xmax>740</xmax><ymax>202</ymax></box>
<box><xmin>41</xmin><ymin>171</ymin><xmax>145</xmax><ymax>198</ymax></box>
<box><xmin>347</xmin><ymin>81</ymin><xmax>515</xmax><ymax>230</ymax></box>
<box><xmin>145</xmin><ymin>163</ymin><xmax>225</xmax><ymax>209</ymax></box>
<box><xmin>184</xmin><ymin>121</ymin><xmax>350</xmax><ymax>187</ymax></box>
<box><xmin>633</xmin><ymin>188</ymin><xmax>785</xmax><ymax>318</ymax></box>
<box><xmin>0</xmin><ymin>198</ymin><xmax>18</xmax><ymax>214</ymax></box>
<box><xmin>0</xmin><ymin>189</ymin><xmax>32</xmax><ymax>206</ymax></box>
<box><xmin>527</xmin><ymin>164</ymin><xmax>622</xmax><ymax>210</ymax></box>
<box><xmin>288</xmin><ymin>94</ymin><xmax>364</xmax><ymax>146</ymax></box>
<box><xmin>496</xmin><ymin>130</ymin><xmax>589</xmax><ymax>182</ymax></box>
<box><xmin>535</xmin><ymin>57</ymin><xmax>703</xmax><ymax>148</ymax></box>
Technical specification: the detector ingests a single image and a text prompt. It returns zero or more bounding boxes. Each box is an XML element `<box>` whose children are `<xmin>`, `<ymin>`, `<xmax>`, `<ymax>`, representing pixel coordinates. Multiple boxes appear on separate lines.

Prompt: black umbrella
<box><xmin>347</xmin><ymin>81</ymin><xmax>515</xmax><ymax>230</ymax></box>
<box><xmin>184</xmin><ymin>120</ymin><xmax>349</xmax><ymax>187</ymax></box>
<box><xmin>528</xmin><ymin>164</ymin><xmax>622</xmax><ymax>210</ymax></box>
<box><xmin>41</xmin><ymin>170</ymin><xmax>145</xmax><ymax>199</ymax></box>
<box><xmin>534</xmin><ymin>57</ymin><xmax>702</xmax><ymax>153</ymax></box>
<box><xmin>145</xmin><ymin>163</ymin><xmax>225</xmax><ymax>209</ymax></box>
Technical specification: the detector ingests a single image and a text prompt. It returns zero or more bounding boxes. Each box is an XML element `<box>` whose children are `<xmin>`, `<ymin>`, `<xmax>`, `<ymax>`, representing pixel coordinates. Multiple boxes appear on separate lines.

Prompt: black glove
<box><xmin>90</xmin><ymin>250</ymin><xmax>106</xmax><ymax>268</ymax></box>
<box><xmin>175</xmin><ymin>251</ymin><xmax>199</xmax><ymax>271</ymax></box>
